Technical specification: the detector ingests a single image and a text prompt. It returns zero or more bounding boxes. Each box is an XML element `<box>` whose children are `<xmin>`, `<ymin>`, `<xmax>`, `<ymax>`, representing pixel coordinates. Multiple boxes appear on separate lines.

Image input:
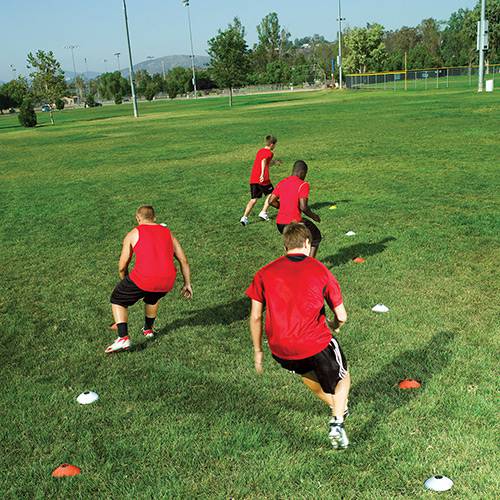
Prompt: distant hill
<box><xmin>122</xmin><ymin>55</ymin><xmax>210</xmax><ymax>77</ymax></box>
<box><xmin>63</xmin><ymin>55</ymin><xmax>210</xmax><ymax>80</ymax></box>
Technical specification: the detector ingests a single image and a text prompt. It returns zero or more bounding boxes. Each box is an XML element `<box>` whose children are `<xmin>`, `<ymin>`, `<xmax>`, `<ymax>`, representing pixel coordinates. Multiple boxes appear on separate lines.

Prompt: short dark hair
<box><xmin>292</xmin><ymin>160</ymin><xmax>308</xmax><ymax>175</ymax></box>
<box><xmin>136</xmin><ymin>205</ymin><xmax>155</xmax><ymax>221</ymax></box>
<box><xmin>265</xmin><ymin>135</ymin><xmax>277</xmax><ymax>146</ymax></box>
<box><xmin>283</xmin><ymin>223</ymin><xmax>312</xmax><ymax>250</ymax></box>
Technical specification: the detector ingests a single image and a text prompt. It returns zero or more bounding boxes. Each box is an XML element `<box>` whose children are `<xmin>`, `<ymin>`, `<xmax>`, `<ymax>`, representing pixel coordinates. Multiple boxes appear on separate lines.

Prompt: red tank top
<box><xmin>129</xmin><ymin>225</ymin><xmax>177</xmax><ymax>292</ymax></box>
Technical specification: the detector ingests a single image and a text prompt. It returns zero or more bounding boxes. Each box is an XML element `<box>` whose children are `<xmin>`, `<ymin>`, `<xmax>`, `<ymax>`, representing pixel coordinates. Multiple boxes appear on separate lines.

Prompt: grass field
<box><xmin>1</xmin><ymin>87</ymin><xmax>499</xmax><ymax>499</ymax></box>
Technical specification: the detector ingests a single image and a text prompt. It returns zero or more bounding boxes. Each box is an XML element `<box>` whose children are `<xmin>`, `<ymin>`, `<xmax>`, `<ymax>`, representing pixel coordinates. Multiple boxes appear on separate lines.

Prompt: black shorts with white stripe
<box><xmin>272</xmin><ymin>338</ymin><xmax>348</xmax><ymax>394</ymax></box>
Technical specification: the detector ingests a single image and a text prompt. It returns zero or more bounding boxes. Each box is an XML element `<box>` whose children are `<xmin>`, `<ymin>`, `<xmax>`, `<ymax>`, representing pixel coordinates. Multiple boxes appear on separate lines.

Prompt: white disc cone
<box><xmin>345</xmin><ymin>231</ymin><xmax>356</xmax><ymax>236</ymax></box>
<box><xmin>160</xmin><ymin>223</ymin><xmax>167</xmax><ymax>227</ymax></box>
<box><xmin>77</xmin><ymin>391</ymin><xmax>99</xmax><ymax>405</ymax></box>
<box><xmin>424</xmin><ymin>475</ymin><xmax>453</xmax><ymax>492</ymax></box>
<box><xmin>372</xmin><ymin>304</ymin><xmax>389</xmax><ymax>313</ymax></box>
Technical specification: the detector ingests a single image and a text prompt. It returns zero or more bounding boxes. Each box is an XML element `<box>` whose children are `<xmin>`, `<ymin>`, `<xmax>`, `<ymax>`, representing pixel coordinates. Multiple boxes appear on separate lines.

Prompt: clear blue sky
<box><xmin>1</xmin><ymin>0</ymin><xmax>477</xmax><ymax>81</ymax></box>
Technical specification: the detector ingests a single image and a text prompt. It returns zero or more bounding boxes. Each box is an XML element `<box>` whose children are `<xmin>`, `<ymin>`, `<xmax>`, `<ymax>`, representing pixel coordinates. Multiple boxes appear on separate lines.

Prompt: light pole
<box><xmin>478</xmin><ymin>0</ymin><xmax>487</xmax><ymax>92</ymax></box>
<box><xmin>104</xmin><ymin>59</ymin><xmax>109</xmax><ymax>73</ymax></box>
<box><xmin>65</xmin><ymin>44</ymin><xmax>79</xmax><ymax>79</ymax></box>
<box><xmin>114</xmin><ymin>52</ymin><xmax>121</xmax><ymax>72</ymax></box>
<box><xmin>84</xmin><ymin>57</ymin><xmax>89</xmax><ymax>80</ymax></box>
<box><xmin>122</xmin><ymin>0</ymin><xmax>139</xmax><ymax>118</ymax></box>
<box><xmin>337</xmin><ymin>0</ymin><xmax>345</xmax><ymax>89</ymax></box>
<box><xmin>182</xmin><ymin>0</ymin><xmax>198</xmax><ymax>98</ymax></box>
<box><xmin>9</xmin><ymin>64</ymin><xmax>16</xmax><ymax>79</ymax></box>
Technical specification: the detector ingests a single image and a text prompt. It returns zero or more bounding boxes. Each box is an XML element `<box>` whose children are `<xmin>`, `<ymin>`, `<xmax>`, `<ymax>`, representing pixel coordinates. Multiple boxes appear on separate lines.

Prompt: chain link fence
<box><xmin>346</xmin><ymin>64</ymin><xmax>499</xmax><ymax>91</ymax></box>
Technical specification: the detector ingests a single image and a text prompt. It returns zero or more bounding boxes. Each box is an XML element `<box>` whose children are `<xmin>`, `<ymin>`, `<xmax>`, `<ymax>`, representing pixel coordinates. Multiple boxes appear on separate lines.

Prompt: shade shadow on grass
<box><xmin>323</xmin><ymin>236</ymin><xmax>396</xmax><ymax>267</ymax></box>
<box><xmin>350</xmin><ymin>330</ymin><xmax>454</xmax><ymax>444</ymax></box>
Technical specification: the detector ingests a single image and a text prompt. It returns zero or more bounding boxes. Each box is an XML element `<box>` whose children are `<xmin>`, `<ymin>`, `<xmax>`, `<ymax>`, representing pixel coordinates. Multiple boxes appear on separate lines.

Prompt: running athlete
<box><xmin>246</xmin><ymin>223</ymin><xmax>350</xmax><ymax>449</ymax></box>
<box><xmin>105</xmin><ymin>205</ymin><xmax>192</xmax><ymax>353</ymax></box>
<box><xmin>268</xmin><ymin>160</ymin><xmax>322</xmax><ymax>257</ymax></box>
<box><xmin>240</xmin><ymin>135</ymin><xmax>281</xmax><ymax>226</ymax></box>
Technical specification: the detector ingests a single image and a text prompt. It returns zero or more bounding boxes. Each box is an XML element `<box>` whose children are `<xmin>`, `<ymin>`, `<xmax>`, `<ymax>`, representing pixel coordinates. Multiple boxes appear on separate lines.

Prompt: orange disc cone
<box><xmin>398</xmin><ymin>379</ymin><xmax>421</xmax><ymax>389</ymax></box>
<box><xmin>353</xmin><ymin>257</ymin><xmax>365</xmax><ymax>263</ymax></box>
<box><xmin>52</xmin><ymin>464</ymin><xmax>81</xmax><ymax>478</ymax></box>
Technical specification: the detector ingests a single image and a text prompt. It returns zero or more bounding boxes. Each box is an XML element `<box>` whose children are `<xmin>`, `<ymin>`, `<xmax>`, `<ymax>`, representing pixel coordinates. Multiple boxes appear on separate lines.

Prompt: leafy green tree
<box><xmin>344</xmin><ymin>23</ymin><xmax>387</xmax><ymax>73</ymax></box>
<box><xmin>55</xmin><ymin>98</ymin><xmax>65</xmax><ymax>110</ymax></box>
<box><xmin>18</xmin><ymin>98</ymin><xmax>37</xmax><ymax>127</ymax></box>
<box><xmin>96</xmin><ymin>72</ymin><xmax>129</xmax><ymax>101</ymax></box>
<box><xmin>1</xmin><ymin>77</ymin><xmax>30</xmax><ymax>108</ymax></box>
<box><xmin>208</xmin><ymin>17</ymin><xmax>250</xmax><ymax>106</ymax></box>
<box><xmin>254</xmin><ymin>12</ymin><xmax>291</xmax><ymax>71</ymax></box>
<box><xmin>85</xmin><ymin>93</ymin><xmax>96</xmax><ymax>107</ymax></box>
<box><xmin>27</xmin><ymin>50</ymin><xmax>66</xmax><ymax>124</ymax></box>
<box><xmin>0</xmin><ymin>89</ymin><xmax>14</xmax><ymax>114</ymax></box>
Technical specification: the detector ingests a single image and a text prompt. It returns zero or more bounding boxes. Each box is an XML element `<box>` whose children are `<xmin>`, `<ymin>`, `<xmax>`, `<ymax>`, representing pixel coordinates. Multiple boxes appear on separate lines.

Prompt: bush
<box><xmin>18</xmin><ymin>98</ymin><xmax>37</xmax><ymax>128</ymax></box>
<box><xmin>114</xmin><ymin>93</ymin><xmax>123</xmax><ymax>105</ymax></box>
<box><xmin>85</xmin><ymin>94</ymin><xmax>96</xmax><ymax>107</ymax></box>
<box><xmin>55</xmin><ymin>98</ymin><xmax>65</xmax><ymax>110</ymax></box>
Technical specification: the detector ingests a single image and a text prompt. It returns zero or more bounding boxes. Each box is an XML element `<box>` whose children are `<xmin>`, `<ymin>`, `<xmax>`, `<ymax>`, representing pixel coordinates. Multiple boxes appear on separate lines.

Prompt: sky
<box><xmin>0</xmin><ymin>0</ymin><xmax>477</xmax><ymax>81</ymax></box>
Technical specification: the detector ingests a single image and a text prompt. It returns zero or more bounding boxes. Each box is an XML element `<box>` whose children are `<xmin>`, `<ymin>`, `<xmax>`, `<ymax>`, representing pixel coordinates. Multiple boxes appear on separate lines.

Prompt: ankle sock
<box><xmin>117</xmin><ymin>323</ymin><xmax>128</xmax><ymax>338</ymax></box>
<box><xmin>144</xmin><ymin>316</ymin><xmax>156</xmax><ymax>330</ymax></box>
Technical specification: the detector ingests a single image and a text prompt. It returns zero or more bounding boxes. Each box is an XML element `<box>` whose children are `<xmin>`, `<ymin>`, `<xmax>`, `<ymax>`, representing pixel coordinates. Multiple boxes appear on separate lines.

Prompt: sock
<box><xmin>117</xmin><ymin>322</ymin><xmax>128</xmax><ymax>338</ymax></box>
<box><xmin>331</xmin><ymin>415</ymin><xmax>344</xmax><ymax>425</ymax></box>
<box><xmin>144</xmin><ymin>316</ymin><xmax>156</xmax><ymax>330</ymax></box>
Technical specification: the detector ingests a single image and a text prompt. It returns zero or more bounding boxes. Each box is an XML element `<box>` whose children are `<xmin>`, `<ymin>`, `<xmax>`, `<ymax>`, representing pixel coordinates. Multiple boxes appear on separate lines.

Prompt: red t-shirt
<box><xmin>129</xmin><ymin>224</ymin><xmax>177</xmax><ymax>292</ymax></box>
<box><xmin>246</xmin><ymin>254</ymin><xmax>343</xmax><ymax>360</ymax></box>
<box><xmin>273</xmin><ymin>175</ymin><xmax>310</xmax><ymax>225</ymax></box>
<box><xmin>249</xmin><ymin>148</ymin><xmax>274</xmax><ymax>185</ymax></box>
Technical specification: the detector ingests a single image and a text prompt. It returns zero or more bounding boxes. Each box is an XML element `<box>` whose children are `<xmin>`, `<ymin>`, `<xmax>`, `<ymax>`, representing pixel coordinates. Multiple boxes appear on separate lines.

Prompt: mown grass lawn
<box><xmin>1</xmin><ymin>87</ymin><xmax>499</xmax><ymax>499</ymax></box>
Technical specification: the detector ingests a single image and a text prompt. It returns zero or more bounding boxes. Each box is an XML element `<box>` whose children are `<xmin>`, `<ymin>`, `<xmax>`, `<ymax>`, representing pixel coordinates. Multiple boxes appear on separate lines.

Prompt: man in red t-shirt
<box><xmin>240</xmin><ymin>135</ymin><xmax>281</xmax><ymax>226</ymax></box>
<box><xmin>269</xmin><ymin>160</ymin><xmax>322</xmax><ymax>257</ymax></box>
<box><xmin>246</xmin><ymin>223</ymin><xmax>351</xmax><ymax>449</ymax></box>
<box><xmin>105</xmin><ymin>205</ymin><xmax>193</xmax><ymax>354</ymax></box>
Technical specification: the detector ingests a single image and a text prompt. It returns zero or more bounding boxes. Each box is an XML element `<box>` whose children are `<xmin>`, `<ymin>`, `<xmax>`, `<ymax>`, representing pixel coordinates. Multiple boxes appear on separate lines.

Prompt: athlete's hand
<box><xmin>181</xmin><ymin>283</ymin><xmax>193</xmax><ymax>299</ymax></box>
<box><xmin>326</xmin><ymin>317</ymin><xmax>341</xmax><ymax>334</ymax></box>
<box><xmin>254</xmin><ymin>350</ymin><xmax>264</xmax><ymax>374</ymax></box>
<box><xmin>259</xmin><ymin>174</ymin><xmax>265</xmax><ymax>183</ymax></box>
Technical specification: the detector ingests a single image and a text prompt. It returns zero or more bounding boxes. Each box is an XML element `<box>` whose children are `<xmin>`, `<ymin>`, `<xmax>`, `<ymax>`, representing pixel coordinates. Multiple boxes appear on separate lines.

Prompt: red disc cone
<box><xmin>398</xmin><ymin>379</ymin><xmax>421</xmax><ymax>389</ymax></box>
<box><xmin>52</xmin><ymin>464</ymin><xmax>81</xmax><ymax>477</ymax></box>
<box><xmin>353</xmin><ymin>257</ymin><xmax>365</xmax><ymax>263</ymax></box>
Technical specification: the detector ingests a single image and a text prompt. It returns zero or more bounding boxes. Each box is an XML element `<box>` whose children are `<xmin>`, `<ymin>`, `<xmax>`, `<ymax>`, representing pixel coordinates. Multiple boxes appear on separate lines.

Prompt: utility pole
<box><xmin>104</xmin><ymin>59</ymin><xmax>108</xmax><ymax>73</ymax></box>
<box><xmin>122</xmin><ymin>0</ymin><xmax>139</xmax><ymax>117</ymax></box>
<box><xmin>337</xmin><ymin>0</ymin><xmax>345</xmax><ymax>89</ymax></box>
<box><xmin>477</xmin><ymin>0</ymin><xmax>488</xmax><ymax>92</ymax></box>
<box><xmin>114</xmin><ymin>52</ymin><xmax>121</xmax><ymax>72</ymax></box>
<box><xmin>65</xmin><ymin>44</ymin><xmax>79</xmax><ymax>79</ymax></box>
<box><xmin>182</xmin><ymin>0</ymin><xmax>198</xmax><ymax>98</ymax></box>
<box><xmin>9</xmin><ymin>64</ymin><xmax>16</xmax><ymax>79</ymax></box>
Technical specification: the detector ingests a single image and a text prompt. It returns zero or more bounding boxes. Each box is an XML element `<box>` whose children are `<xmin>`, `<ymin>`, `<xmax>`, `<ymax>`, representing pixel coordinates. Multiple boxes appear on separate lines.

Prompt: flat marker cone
<box><xmin>329</xmin><ymin>204</ymin><xmax>337</xmax><ymax>210</ymax></box>
<box><xmin>398</xmin><ymin>379</ymin><xmax>421</xmax><ymax>389</ymax></box>
<box><xmin>52</xmin><ymin>464</ymin><xmax>81</xmax><ymax>477</ymax></box>
<box><xmin>353</xmin><ymin>257</ymin><xmax>365</xmax><ymax>263</ymax></box>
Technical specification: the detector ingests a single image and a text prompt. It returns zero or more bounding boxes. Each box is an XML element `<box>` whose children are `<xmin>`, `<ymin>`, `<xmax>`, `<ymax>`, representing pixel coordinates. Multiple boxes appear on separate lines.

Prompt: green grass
<box><xmin>1</xmin><ymin>87</ymin><xmax>499</xmax><ymax>499</ymax></box>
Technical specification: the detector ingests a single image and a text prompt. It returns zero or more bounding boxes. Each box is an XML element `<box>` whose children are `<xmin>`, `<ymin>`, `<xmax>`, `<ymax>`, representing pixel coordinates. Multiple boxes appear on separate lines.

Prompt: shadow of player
<box><xmin>323</xmin><ymin>236</ymin><xmax>396</xmax><ymax>267</ymax></box>
<box><xmin>350</xmin><ymin>330</ymin><xmax>454</xmax><ymax>445</ymax></box>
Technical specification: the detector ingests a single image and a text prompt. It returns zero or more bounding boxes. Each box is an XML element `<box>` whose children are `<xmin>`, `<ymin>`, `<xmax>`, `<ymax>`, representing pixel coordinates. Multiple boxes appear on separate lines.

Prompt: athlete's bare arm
<box><xmin>268</xmin><ymin>193</ymin><xmax>280</xmax><ymax>209</ymax></box>
<box><xmin>299</xmin><ymin>197</ymin><xmax>321</xmax><ymax>222</ymax></box>
<box><xmin>118</xmin><ymin>229</ymin><xmax>137</xmax><ymax>279</ymax></box>
<box><xmin>172</xmin><ymin>235</ymin><xmax>193</xmax><ymax>299</ymax></box>
<box><xmin>259</xmin><ymin>158</ymin><xmax>267</xmax><ymax>183</ymax></box>
<box><xmin>250</xmin><ymin>299</ymin><xmax>264</xmax><ymax>374</ymax></box>
<box><xmin>327</xmin><ymin>303</ymin><xmax>347</xmax><ymax>334</ymax></box>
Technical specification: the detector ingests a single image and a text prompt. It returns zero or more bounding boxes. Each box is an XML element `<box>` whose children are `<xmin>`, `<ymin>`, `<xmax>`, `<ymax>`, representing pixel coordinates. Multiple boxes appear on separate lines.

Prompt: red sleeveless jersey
<box><xmin>129</xmin><ymin>225</ymin><xmax>177</xmax><ymax>292</ymax></box>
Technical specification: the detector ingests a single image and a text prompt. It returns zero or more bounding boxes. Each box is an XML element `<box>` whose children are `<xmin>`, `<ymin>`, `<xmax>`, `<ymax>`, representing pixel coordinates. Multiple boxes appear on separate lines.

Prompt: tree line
<box><xmin>2</xmin><ymin>0</ymin><xmax>498</xmax><ymax>122</ymax></box>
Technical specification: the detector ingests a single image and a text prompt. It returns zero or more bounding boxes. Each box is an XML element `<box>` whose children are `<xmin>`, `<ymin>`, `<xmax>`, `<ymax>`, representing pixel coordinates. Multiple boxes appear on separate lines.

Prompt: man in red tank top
<box><xmin>105</xmin><ymin>206</ymin><xmax>192</xmax><ymax>354</ymax></box>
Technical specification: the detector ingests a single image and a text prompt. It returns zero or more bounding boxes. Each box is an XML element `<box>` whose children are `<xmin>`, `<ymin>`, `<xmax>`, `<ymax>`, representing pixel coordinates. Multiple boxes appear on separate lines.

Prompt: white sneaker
<box><xmin>240</xmin><ymin>216</ymin><xmax>249</xmax><ymax>226</ymax></box>
<box><xmin>105</xmin><ymin>336</ymin><xmax>131</xmax><ymax>354</ymax></box>
<box><xmin>258</xmin><ymin>211</ymin><xmax>269</xmax><ymax>221</ymax></box>
<box><xmin>329</xmin><ymin>418</ymin><xmax>349</xmax><ymax>449</ymax></box>
<box><xmin>142</xmin><ymin>328</ymin><xmax>154</xmax><ymax>338</ymax></box>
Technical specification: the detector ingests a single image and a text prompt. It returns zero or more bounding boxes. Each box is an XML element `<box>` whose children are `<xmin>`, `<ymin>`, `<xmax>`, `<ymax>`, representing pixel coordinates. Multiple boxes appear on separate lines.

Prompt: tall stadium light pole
<box><xmin>114</xmin><ymin>52</ymin><xmax>121</xmax><ymax>72</ymax></box>
<box><xmin>182</xmin><ymin>0</ymin><xmax>198</xmax><ymax>98</ymax></box>
<box><xmin>122</xmin><ymin>0</ymin><xmax>139</xmax><ymax>118</ymax></box>
<box><xmin>104</xmin><ymin>59</ymin><xmax>108</xmax><ymax>72</ymax></box>
<box><xmin>337</xmin><ymin>0</ymin><xmax>345</xmax><ymax>89</ymax></box>
<box><xmin>65</xmin><ymin>45</ymin><xmax>79</xmax><ymax>78</ymax></box>
<box><xmin>9</xmin><ymin>64</ymin><xmax>16</xmax><ymax>78</ymax></box>
<box><xmin>478</xmin><ymin>0</ymin><xmax>486</xmax><ymax>92</ymax></box>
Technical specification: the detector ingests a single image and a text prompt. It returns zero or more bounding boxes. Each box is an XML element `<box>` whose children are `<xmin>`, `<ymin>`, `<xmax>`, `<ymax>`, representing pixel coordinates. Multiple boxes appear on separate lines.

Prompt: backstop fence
<box><xmin>345</xmin><ymin>64</ymin><xmax>499</xmax><ymax>91</ymax></box>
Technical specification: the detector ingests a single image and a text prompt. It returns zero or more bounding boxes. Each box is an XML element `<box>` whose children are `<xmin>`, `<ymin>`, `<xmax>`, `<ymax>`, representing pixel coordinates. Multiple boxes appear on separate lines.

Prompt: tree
<box><xmin>0</xmin><ymin>89</ymin><xmax>14</xmax><ymax>114</ymax></box>
<box><xmin>1</xmin><ymin>77</ymin><xmax>29</xmax><ymax>108</ymax></box>
<box><xmin>208</xmin><ymin>17</ymin><xmax>250</xmax><ymax>106</ymax></box>
<box><xmin>344</xmin><ymin>23</ymin><xmax>387</xmax><ymax>73</ymax></box>
<box><xmin>55</xmin><ymin>98</ymin><xmax>65</xmax><ymax>110</ymax></box>
<box><xmin>27</xmin><ymin>50</ymin><xmax>66</xmax><ymax>124</ymax></box>
<box><xmin>95</xmin><ymin>72</ymin><xmax>129</xmax><ymax>101</ymax></box>
<box><xmin>73</xmin><ymin>75</ymin><xmax>86</xmax><ymax>103</ymax></box>
<box><xmin>254</xmin><ymin>12</ymin><xmax>292</xmax><ymax>71</ymax></box>
<box><xmin>18</xmin><ymin>98</ymin><xmax>37</xmax><ymax>127</ymax></box>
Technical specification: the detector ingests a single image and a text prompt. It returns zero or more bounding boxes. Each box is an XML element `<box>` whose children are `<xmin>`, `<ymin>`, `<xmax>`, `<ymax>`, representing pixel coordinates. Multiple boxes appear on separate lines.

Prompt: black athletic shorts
<box><xmin>273</xmin><ymin>338</ymin><xmax>348</xmax><ymax>394</ymax></box>
<box><xmin>277</xmin><ymin>219</ymin><xmax>322</xmax><ymax>247</ymax></box>
<box><xmin>110</xmin><ymin>276</ymin><xmax>167</xmax><ymax>307</ymax></box>
<box><xmin>250</xmin><ymin>183</ymin><xmax>274</xmax><ymax>199</ymax></box>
